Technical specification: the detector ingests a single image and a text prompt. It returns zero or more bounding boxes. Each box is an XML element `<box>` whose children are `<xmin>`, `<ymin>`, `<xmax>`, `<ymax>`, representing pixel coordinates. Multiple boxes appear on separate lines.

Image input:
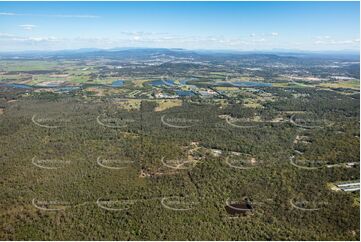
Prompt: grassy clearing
<box><xmin>132</xmin><ymin>79</ymin><xmax>149</xmax><ymax>88</ymax></box>
<box><xmin>272</xmin><ymin>82</ymin><xmax>290</xmax><ymax>88</ymax></box>
<box><xmin>84</xmin><ymin>87</ymin><xmax>107</xmax><ymax>96</ymax></box>
<box><xmin>0</xmin><ymin>61</ymin><xmax>59</xmax><ymax>72</ymax></box>
<box><xmin>319</xmin><ymin>80</ymin><xmax>360</xmax><ymax>90</ymax></box>
<box><xmin>215</xmin><ymin>86</ymin><xmax>239</xmax><ymax>91</ymax></box>
<box><xmin>154</xmin><ymin>99</ymin><xmax>183</xmax><ymax>112</ymax></box>
<box><xmin>118</xmin><ymin>99</ymin><xmax>142</xmax><ymax>111</ymax></box>
<box><xmin>243</xmin><ymin>98</ymin><xmax>263</xmax><ymax>108</ymax></box>
<box><xmin>67</xmin><ymin>75</ymin><xmax>92</xmax><ymax>83</ymax></box>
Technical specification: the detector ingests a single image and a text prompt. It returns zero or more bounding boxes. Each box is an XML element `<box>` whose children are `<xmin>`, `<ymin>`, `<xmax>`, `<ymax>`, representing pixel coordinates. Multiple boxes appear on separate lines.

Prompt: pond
<box><xmin>111</xmin><ymin>80</ymin><xmax>124</xmax><ymax>87</ymax></box>
<box><xmin>175</xmin><ymin>90</ymin><xmax>195</xmax><ymax>97</ymax></box>
<box><xmin>150</xmin><ymin>80</ymin><xmax>176</xmax><ymax>87</ymax></box>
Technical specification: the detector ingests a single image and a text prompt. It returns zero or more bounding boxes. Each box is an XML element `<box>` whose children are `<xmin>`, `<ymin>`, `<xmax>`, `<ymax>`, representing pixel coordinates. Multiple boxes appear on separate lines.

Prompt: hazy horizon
<box><xmin>0</xmin><ymin>46</ymin><xmax>360</xmax><ymax>56</ymax></box>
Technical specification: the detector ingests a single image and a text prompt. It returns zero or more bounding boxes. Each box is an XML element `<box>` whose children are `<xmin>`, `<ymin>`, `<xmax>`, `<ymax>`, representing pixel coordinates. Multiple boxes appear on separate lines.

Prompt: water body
<box><xmin>163</xmin><ymin>80</ymin><xmax>177</xmax><ymax>86</ymax></box>
<box><xmin>232</xmin><ymin>81</ymin><xmax>272</xmax><ymax>87</ymax></box>
<box><xmin>111</xmin><ymin>80</ymin><xmax>124</xmax><ymax>87</ymax></box>
<box><xmin>150</xmin><ymin>80</ymin><xmax>176</xmax><ymax>87</ymax></box>
<box><xmin>149</xmin><ymin>80</ymin><xmax>163</xmax><ymax>87</ymax></box>
<box><xmin>35</xmin><ymin>83</ymin><xmax>61</xmax><ymax>88</ymax></box>
<box><xmin>0</xmin><ymin>81</ymin><xmax>123</xmax><ymax>92</ymax></box>
<box><xmin>179</xmin><ymin>79</ymin><xmax>189</xmax><ymax>85</ymax></box>
<box><xmin>215</xmin><ymin>81</ymin><xmax>272</xmax><ymax>87</ymax></box>
<box><xmin>57</xmin><ymin>86</ymin><xmax>81</xmax><ymax>92</ymax></box>
<box><xmin>175</xmin><ymin>90</ymin><xmax>195</xmax><ymax>97</ymax></box>
<box><xmin>0</xmin><ymin>83</ymin><xmax>83</xmax><ymax>94</ymax></box>
<box><xmin>1</xmin><ymin>83</ymin><xmax>33</xmax><ymax>89</ymax></box>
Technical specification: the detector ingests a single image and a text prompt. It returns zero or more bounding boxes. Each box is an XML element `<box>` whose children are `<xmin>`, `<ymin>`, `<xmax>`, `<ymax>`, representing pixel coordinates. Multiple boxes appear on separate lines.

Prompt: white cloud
<box><xmin>256</xmin><ymin>38</ymin><xmax>266</xmax><ymax>42</ymax></box>
<box><xmin>120</xmin><ymin>31</ymin><xmax>169</xmax><ymax>36</ymax></box>
<box><xmin>250</xmin><ymin>32</ymin><xmax>279</xmax><ymax>38</ymax></box>
<box><xmin>27</xmin><ymin>36</ymin><xmax>58</xmax><ymax>42</ymax></box>
<box><xmin>19</xmin><ymin>24</ymin><xmax>37</xmax><ymax>31</ymax></box>
<box><xmin>0</xmin><ymin>33</ymin><xmax>59</xmax><ymax>42</ymax></box>
<box><xmin>316</xmin><ymin>36</ymin><xmax>331</xmax><ymax>40</ymax></box>
<box><xmin>0</xmin><ymin>32</ymin><xmax>15</xmax><ymax>37</ymax></box>
<box><xmin>0</xmin><ymin>31</ymin><xmax>358</xmax><ymax>52</ymax></box>
<box><xmin>314</xmin><ymin>37</ymin><xmax>359</xmax><ymax>45</ymax></box>
<box><xmin>0</xmin><ymin>12</ymin><xmax>16</xmax><ymax>16</ymax></box>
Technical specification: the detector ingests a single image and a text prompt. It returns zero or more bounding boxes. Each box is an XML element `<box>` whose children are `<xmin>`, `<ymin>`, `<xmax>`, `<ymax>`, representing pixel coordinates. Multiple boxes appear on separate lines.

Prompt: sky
<box><xmin>0</xmin><ymin>1</ymin><xmax>359</xmax><ymax>52</ymax></box>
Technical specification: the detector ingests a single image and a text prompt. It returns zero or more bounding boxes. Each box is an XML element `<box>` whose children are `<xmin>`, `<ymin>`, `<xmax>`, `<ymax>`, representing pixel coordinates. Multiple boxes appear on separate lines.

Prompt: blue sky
<box><xmin>0</xmin><ymin>1</ymin><xmax>359</xmax><ymax>51</ymax></box>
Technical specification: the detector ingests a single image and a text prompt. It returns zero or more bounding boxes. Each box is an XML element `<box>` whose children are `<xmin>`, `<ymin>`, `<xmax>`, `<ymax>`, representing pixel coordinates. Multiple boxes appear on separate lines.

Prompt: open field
<box><xmin>319</xmin><ymin>80</ymin><xmax>360</xmax><ymax>90</ymax></box>
<box><xmin>154</xmin><ymin>99</ymin><xmax>183</xmax><ymax>112</ymax></box>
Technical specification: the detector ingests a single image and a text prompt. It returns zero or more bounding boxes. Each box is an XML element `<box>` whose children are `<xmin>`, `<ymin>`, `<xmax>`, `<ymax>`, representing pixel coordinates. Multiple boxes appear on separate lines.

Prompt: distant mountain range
<box><xmin>0</xmin><ymin>47</ymin><xmax>359</xmax><ymax>60</ymax></box>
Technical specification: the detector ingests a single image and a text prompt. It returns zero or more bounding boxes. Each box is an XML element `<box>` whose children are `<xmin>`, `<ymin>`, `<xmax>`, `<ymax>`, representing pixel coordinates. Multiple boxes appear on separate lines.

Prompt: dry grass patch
<box><xmin>118</xmin><ymin>99</ymin><xmax>142</xmax><ymax>111</ymax></box>
<box><xmin>154</xmin><ymin>99</ymin><xmax>182</xmax><ymax>112</ymax></box>
<box><xmin>132</xmin><ymin>79</ymin><xmax>149</xmax><ymax>88</ymax></box>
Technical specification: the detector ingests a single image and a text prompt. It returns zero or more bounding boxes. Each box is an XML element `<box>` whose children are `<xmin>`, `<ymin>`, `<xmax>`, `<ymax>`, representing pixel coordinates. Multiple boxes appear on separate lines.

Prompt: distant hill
<box><xmin>0</xmin><ymin>47</ymin><xmax>359</xmax><ymax>61</ymax></box>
